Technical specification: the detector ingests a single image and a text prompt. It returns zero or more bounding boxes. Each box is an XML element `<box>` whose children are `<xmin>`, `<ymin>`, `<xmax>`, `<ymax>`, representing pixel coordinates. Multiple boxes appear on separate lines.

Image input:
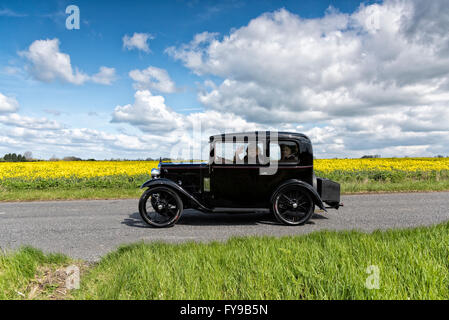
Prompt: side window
<box><xmin>214</xmin><ymin>142</ymin><xmax>235</xmax><ymax>164</ymax></box>
<box><xmin>214</xmin><ymin>141</ymin><xmax>267</xmax><ymax>164</ymax></box>
<box><xmin>270</xmin><ymin>141</ymin><xmax>299</xmax><ymax>163</ymax></box>
<box><xmin>269</xmin><ymin>143</ymin><xmax>281</xmax><ymax>161</ymax></box>
<box><xmin>244</xmin><ymin>142</ymin><xmax>266</xmax><ymax>164</ymax></box>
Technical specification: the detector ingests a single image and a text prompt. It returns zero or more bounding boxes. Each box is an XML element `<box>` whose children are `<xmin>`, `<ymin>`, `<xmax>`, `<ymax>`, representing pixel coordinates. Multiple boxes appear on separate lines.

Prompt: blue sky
<box><xmin>1</xmin><ymin>0</ymin><xmax>448</xmax><ymax>159</ymax></box>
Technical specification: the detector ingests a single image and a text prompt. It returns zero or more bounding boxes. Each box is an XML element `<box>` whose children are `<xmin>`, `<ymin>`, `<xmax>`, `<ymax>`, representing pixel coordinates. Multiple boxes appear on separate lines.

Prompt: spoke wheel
<box><xmin>139</xmin><ymin>187</ymin><xmax>183</xmax><ymax>228</ymax></box>
<box><xmin>273</xmin><ymin>186</ymin><xmax>314</xmax><ymax>225</ymax></box>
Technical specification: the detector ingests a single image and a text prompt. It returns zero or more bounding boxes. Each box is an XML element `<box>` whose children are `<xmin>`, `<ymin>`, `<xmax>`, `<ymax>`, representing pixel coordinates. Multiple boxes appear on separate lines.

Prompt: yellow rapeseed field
<box><xmin>0</xmin><ymin>158</ymin><xmax>448</xmax><ymax>180</ymax></box>
<box><xmin>314</xmin><ymin>157</ymin><xmax>449</xmax><ymax>173</ymax></box>
<box><xmin>0</xmin><ymin>161</ymin><xmax>159</xmax><ymax>180</ymax></box>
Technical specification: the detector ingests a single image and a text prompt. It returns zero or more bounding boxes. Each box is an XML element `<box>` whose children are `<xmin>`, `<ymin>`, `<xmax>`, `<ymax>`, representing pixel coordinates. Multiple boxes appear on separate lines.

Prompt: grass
<box><xmin>0</xmin><ymin>187</ymin><xmax>142</xmax><ymax>202</ymax></box>
<box><xmin>0</xmin><ymin>247</ymin><xmax>70</xmax><ymax>300</ymax></box>
<box><xmin>341</xmin><ymin>179</ymin><xmax>449</xmax><ymax>194</ymax></box>
<box><xmin>0</xmin><ymin>174</ymin><xmax>149</xmax><ymax>201</ymax></box>
<box><xmin>3</xmin><ymin>223</ymin><xmax>448</xmax><ymax>300</ymax></box>
<box><xmin>73</xmin><ymin>223</ymin><xmax>449</xmax><ymax>300</ymax></box>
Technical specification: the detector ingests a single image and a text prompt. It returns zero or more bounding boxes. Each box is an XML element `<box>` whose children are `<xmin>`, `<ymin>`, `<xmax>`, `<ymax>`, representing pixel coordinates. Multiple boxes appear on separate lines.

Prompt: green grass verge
<box><xmin>0</xmin><ymin>187</ymin><xmax>143</xmax><ymax>201</ymax></box>
<box><xmin>73</xmin><ymin>223</ymin><xmax>449</xmax><ymax>300</ymax></box>
<box><xmin>341</xmin><ymin>179</ymin><xmax>449</xmax><ymax>193</ymax></box>
<box><xmin>0</xmin><ymin>247</ymin><xmax>70</xmax><ymax>300</ymax></box>
<box><xmin>2</xmin><ymin>223</ymin><xmax>449</xmax><ymax>299</ymax></box>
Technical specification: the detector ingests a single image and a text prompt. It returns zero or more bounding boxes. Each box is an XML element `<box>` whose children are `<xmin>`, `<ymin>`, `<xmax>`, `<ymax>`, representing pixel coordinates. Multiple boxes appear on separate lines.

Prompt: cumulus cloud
<box><xmin>111</xmin><ymin>89</ymin><xmax>259</xmax><ymax>134</ymax></box>
<box><xmin>168</xmin><ymin>4</ymin><xmax>446</xmax><ymax>120</ymax></box>
<box><xmin>129</xmin><ymin>66</ymin><xmax>176</xmax><ymax>93</ymax></box>
<box><xmin>0</xmin><ymin>93</ymin><xmax>19</xmax><ymax>113</ymax></box>
<box><xmin>111</xmin><ymin>90</ymin><xmax>184</xmax><ymax>132</ymax></box>
<box><xmin>19</xmin><ymin>38</ymin><xmax>116</xmax><ymax>85</ymax></box>
<box><xmin>92</xmin><ymin>66</ymin><xmax>117</xmax><ymax>85</ymax></box>
<box><xmin>0</xmin><ymin>113</ymin><xmax>63</xmax><ymax>130</ymax></box>
<box><xmin>110</xmin><ymin>89</ymin><xmax>264</xmax><ymax>158</ymax></box>
<box><xmin>19</xmin><ymin>38</ymin><xmax>89</xmax><ymax>85</ymax></box>
<box><xmin>166</xmin><ymin>31</ymin><xmax>219</xmax><ymax>74</ymax></box>
<box><xmin>123</xmin><ymin>33</ymin><xmax>153</xmax><ymax>53</ymax></box>
<box><xmin>400</xmin><ymin>0</ymin><xmax>449</xmax><ymax>53</ymax></box>
<box><xmin>0</xmin><ymin>114</ymin><xmax>156</xmax><ymax>159</ymax></box>
<box><xmin>165</xmin><ymin>0</ymin><xmax>449</xmax><ymax>157</ymax></box>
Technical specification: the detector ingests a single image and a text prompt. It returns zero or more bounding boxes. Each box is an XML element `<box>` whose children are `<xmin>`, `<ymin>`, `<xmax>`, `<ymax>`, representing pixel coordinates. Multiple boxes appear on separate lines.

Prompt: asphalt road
<box><xmin>1</xmin><ymin>192</ymin><xmax>449</xmax><ymax>261</ymax></box>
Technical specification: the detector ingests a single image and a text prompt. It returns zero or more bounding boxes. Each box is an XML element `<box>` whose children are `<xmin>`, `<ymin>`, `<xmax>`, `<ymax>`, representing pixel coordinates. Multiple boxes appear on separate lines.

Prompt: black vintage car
<box><xmin>139</xmin><ymin>131</ymin><xmax>341</xmax><ymax>227</ymax></box>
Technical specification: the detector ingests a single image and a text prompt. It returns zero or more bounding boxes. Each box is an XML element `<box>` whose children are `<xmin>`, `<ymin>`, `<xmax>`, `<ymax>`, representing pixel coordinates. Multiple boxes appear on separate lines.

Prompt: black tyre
<box><xmin>139</xmin><ymin>187</ymin><xmax>183</xmax><ymax>228</ymax></box>
<box><xmin>272</xmin><ymin>186</ymin><xmax>315</xmax><ymax>225</ymax></box>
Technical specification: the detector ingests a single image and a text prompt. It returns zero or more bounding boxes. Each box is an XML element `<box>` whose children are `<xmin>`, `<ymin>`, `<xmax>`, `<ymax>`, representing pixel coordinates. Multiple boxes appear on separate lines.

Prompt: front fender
<box><xmin>140</xmin><ymin>178</ymin><xmax>162</xmax><ymax>189</ymax></box>
<box><xmin>140</xmin><ymin>178</ymin><xmax>209</xmax><ymax>211</ymax></box>
<box><xmin>271</xmin><ymin>179</ymin><xmax>326</xmax><ymax>211</ymax></box>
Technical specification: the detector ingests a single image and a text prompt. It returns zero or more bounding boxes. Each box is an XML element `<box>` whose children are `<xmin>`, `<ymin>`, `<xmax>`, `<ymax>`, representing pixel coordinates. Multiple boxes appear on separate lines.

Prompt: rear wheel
<box><xmin>139</xmin><ymin>187</ymin><xmax>183</xmax><ymax>228</ymax></box>
<box><xmin>272</xmin><ymin>186</ymin><xmax>315</xmax><ymax>225</ymax></box>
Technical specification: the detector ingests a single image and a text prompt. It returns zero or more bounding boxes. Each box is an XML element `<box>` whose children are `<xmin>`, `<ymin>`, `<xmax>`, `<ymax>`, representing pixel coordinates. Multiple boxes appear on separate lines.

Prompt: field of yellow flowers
<box><xmin>315</xmin><ymin>157</ymin><xmax>449</xmax><ymax>182</ymax></box>
<box><xmin>0</xmin><ymin>158</ymin><xmax>448</xmax><ymax>198</ymax></box>
<box><xmin>0</xmin><ymin>161</ymin><xmax>158</xmax><ymax>191</ymax></box>
<box><xmin>0</xmin><ymin>161</ymin><xmax>159</xmax><ymax>180</ymax></box>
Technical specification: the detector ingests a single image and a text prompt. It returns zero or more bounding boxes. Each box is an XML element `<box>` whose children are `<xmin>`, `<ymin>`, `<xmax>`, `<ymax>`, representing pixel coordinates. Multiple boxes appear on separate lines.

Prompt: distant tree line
<box><xmin>361</xmin><ymin>155</ymin><xmax>381</xmax><ymax>158</ymax></box>
<box><xmin>1</xmin><ymin>152</ymin><xmax>33</xmax><ymax>162</ymax></box>
<box><xmin>2</xmin><ymin>152</ymin><xmax>445</xmax><ymax>162</ymax></box>
<box><xmin>2</xmin><ymin>153</ymin><xmax>27</xmax><ymax>162</ymax></box>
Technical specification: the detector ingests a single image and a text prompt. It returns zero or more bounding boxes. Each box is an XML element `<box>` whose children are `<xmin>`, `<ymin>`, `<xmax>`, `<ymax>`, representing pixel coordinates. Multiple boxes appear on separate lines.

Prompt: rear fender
<box><xmin>271</xmin><ymin>179</ymin><xmax>326</xmax><ymax>211</ymax></box>
<box><xmin>140</xmin><ymin>178</ymin><xmax>209</xmax><ymax>211</ymax></box>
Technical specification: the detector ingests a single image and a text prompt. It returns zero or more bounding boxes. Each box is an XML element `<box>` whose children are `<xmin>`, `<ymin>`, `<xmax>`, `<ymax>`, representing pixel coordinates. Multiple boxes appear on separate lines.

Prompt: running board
<box><xmin>211</xmin><ymin>207</ymin><xmax>271</xmax><ymax>213</ymax></box>
<box><xmin>324</xmin><ymin>202</ymin><xmax>344</xmax><ymax>210</ymax></box>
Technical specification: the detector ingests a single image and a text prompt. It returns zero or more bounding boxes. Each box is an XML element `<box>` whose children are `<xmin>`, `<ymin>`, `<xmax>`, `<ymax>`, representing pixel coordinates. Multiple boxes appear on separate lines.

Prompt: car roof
<box><xmin>209</xmin><ymin>131</ymin><xmax>311</xmax><ymax>142</ymax></box>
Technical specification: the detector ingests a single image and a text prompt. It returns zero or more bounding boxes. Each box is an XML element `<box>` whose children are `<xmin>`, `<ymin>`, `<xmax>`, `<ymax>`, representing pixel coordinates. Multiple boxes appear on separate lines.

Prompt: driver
<box><xmin>281</xmin><ymin>144</ymin><xmax>297</xmax><ymax>161</ymax></box>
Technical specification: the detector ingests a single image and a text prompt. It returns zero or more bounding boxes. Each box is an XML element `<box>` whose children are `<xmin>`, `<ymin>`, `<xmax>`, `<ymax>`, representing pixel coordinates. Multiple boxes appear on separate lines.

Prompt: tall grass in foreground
<box><xmin>0</xmin><ymin>247</ymin><xmax>69</xmax><ymax>300</ymax></box>
<box><xmin>75</xmin><ymin>222</ymin><xmax>449</xmax><ymax>300</ymax></box>
<box><xmin>1</xmin><ymin>223</ymin><xmax>448</xmax><ymax>300</ymax></box>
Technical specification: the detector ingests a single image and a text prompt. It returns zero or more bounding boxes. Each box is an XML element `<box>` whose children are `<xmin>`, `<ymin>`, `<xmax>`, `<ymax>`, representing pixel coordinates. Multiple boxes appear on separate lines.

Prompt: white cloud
<box><xmin>0</xmin><ymin>93</ymin><xmax>19</xmax><ymax>113</ymax></box>
<box><xmin>111</xmin><ymin>90</ymin><xmax>184</xmax><ymax>132</ymax></box>
<box><xmin>0</xmin><ymin>113</ymin><xmax>63</xmax><ymax>130</ymax></box>
<box><xmin>0</xmin><ymin>115</ymin><xmax>154</xmax><ymax>159</ymax></box>
<box><xmin>129</xmin><ymin>66</ymin><xmax>176</xmax><ymax>93</ymax></box>
<box><xmin>165</xmin><ymin>0</ymin><xmax>449</xmax><ymax>157</ymax></box>
<box><xmin>110</xmin><ymin>89</ymin><xmax>264</xmax><ymax>159</ymax></box>
<box><xmin>111</xmin><ymin>89</ymin><xmax>259</xmax><ymax>134</ymax></box>
<box><xmin>19</xmin><ymin>38</ymin><xmax>89</xmax><ymax>85</ymax></box>
<box><xmin>165</xmin><ymin>31</ymin><xmax>219</xmax><ymax>74</ymax></box>
<box><xmin>92</xmin><ymin>66</ymin><xmax>117</xmax><ymax>85</ymax></box>
<box><xmin>19</xmin><ymin>38</ymin><xmax>116</xmax><ymax>85</ymax></box>
<box><xmin>123</xmin><ymin>33</ymin><xmax>153</xmax><ymax>53</ymax></box>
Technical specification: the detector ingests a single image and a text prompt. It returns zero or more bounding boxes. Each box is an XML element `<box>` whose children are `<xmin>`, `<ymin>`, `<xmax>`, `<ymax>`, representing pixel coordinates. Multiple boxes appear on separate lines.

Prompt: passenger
<box><xmin>234</xmin><ymin>143</ymin><xmax>266</xmax><ymax>164</ymax></box>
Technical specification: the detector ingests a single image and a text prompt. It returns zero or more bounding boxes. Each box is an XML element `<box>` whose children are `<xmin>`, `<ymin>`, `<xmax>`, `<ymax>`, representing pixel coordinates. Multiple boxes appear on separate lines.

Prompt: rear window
<box><xmin>269</xmin><ymin>141</ymin><xmax>299</xmax><ymax>163</ymax></box>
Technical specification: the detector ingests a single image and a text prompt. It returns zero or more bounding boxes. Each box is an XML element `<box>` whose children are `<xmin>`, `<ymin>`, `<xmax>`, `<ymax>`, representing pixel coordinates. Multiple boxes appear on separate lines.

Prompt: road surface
<box><xmin>1</xmin><ymin>192</ymin><xmax>448</xmax><ymax>261</ymax></box>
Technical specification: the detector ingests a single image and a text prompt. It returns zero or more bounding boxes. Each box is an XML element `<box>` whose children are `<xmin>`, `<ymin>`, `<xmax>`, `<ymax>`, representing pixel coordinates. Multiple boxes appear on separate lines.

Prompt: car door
<box><xmin>210</xmin><ymin>139</ymin><xmax>260</xmax><ymax>208</ymax></box>
<box><xmin>257</xmin><ymin>140</ymin><xmax>307</xmax><ymax>199</ymax></box>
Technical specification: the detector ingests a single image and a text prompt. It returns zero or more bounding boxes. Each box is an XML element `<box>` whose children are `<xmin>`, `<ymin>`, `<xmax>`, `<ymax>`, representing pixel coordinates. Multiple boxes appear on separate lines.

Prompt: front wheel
<box><xmin>139</xmin><ymin>187</ymin><xmax>183</xmax><ymax>227</ymax></box>
<box><xmin>272</xmin><ymin>186</ymin><xmax>315</xmax><ymax>226</ymax></box>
